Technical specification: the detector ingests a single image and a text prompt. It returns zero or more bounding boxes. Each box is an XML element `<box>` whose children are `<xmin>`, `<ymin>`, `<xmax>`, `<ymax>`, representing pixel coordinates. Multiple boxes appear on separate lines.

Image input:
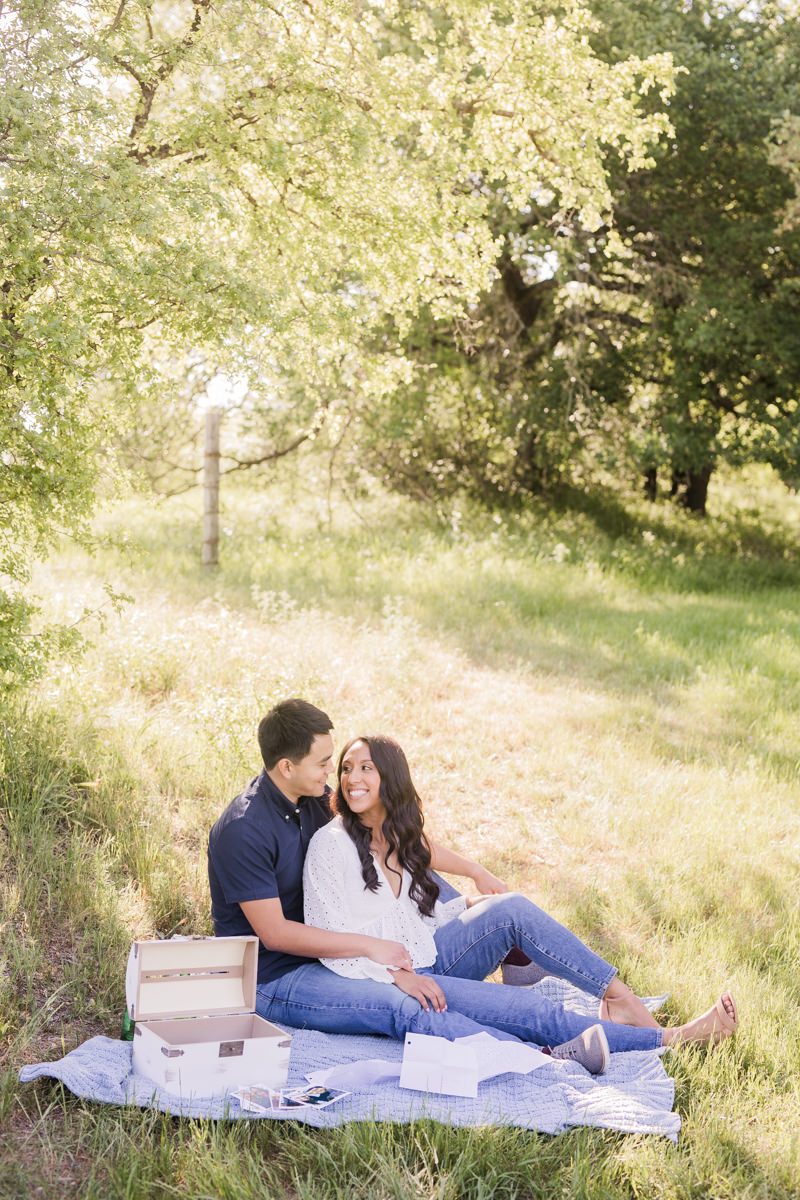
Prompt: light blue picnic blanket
<box><xmin>19</xmin><ymin>978</ymin><xmax>679</xmax><ymax>1140</ymax></box>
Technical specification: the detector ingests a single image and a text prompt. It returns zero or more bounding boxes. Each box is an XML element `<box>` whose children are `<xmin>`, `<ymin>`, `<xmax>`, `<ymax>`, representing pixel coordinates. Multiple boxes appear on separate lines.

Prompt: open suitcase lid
<box><xmin>125</xmin><ymin>936</ymin><xmax>259</xmax><ymax>1022</ymax></box>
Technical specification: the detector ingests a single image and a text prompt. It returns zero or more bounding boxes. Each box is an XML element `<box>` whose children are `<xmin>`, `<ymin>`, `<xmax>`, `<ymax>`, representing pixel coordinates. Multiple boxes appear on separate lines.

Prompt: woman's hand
<box><xmin>470</xmin><ymin>866</ymin><xmax>508</xmax><ymax>895</ymax></box>
<box><xmin>361</xmin><ymin>936</ymin><xmax>414</xmax><ymax>972</ymax></box>
<box><xmin>428</xmin><ymin>841</ymin><xmax>509</xmax><ymax>897</ymax></box>
<box><xmin>389</xmin><ymin>969</ymin><xmax>448</xmax><ymax>1013</ymax></box>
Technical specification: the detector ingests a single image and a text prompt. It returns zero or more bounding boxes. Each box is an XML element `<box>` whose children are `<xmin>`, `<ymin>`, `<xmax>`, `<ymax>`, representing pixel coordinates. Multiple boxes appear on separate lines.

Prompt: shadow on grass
<box><xmin>1</xmin><ymin>708</ymin><xmax>208</xmax><ymax>1075</ymax></box>
<box><xmin>91</xmin><ymin>492</ymin><xmax>800</xmax><ymax>710</ymax></box>
<box><xmin>8</xmin><ymin>1075</ymin><xmax>799</xmax><ymax>1200</ymax></box>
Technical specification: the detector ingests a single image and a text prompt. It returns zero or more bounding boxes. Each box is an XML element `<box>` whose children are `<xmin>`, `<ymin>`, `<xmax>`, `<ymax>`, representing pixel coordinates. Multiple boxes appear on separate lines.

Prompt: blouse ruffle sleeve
<box><xmin>429</xmin><ymin>895</ymin><xmax>468</xmax><ymax>927</ymax></box>
<box><xmin>303</xmin><ymin>824</ymin><xmax>395</xmax><ymax>983</ymax></box>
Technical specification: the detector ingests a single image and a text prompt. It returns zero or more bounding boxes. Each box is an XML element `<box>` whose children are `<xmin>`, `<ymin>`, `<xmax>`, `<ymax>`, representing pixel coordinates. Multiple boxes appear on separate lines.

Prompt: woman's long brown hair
<box><xmin>333</xmin><ymin>735</ymin><xmax>440</xmax><ymax>917</ymax></box>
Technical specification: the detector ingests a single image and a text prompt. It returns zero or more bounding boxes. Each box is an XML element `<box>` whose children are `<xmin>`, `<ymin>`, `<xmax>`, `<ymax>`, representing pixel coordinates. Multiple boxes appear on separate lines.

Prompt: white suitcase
<box><xmin>126</xmin><ymin>935</ymin><xmax>291</xmax><ymax>1098</ymax></box>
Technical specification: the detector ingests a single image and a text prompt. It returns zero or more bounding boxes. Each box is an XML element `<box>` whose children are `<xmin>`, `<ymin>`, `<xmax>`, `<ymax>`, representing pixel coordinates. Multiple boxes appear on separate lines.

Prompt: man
<box><xmin>207</xmin><ymin>699</ymin><xmax>678</xmax><ymax>1071</ymax></box>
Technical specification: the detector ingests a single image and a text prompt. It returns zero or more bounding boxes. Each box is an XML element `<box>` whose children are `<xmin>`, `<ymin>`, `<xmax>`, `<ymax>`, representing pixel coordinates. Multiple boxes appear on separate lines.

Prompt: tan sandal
<box><xmin>599</xmin><ymin>984</ymin><xmax>661</xmax><ymax>1029</ymax></box>
<box><xmin>666</xmin><ymin>992</ymin><xmax>739</xmax><ymax>1047</ymax></box>
<box><xmin>710</xmin><ymin>992</ymin><xmax>739</xmax><ymax>1041</ymax></box>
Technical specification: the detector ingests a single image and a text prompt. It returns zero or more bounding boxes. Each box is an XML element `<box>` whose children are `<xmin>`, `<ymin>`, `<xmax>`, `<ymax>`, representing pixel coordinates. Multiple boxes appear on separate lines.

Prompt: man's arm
<box><xmin>240</xmin><ymin>897</ymin><xmax>413</xmax><ymax>970</ymax></box>
<box><xmin>428</xmin><ymin>840</ymin><xmax>509</xmax><ymax>896</ymax></box>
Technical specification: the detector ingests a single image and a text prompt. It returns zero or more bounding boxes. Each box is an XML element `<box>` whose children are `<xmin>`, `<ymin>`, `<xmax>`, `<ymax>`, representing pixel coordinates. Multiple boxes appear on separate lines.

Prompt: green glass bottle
<box><xmin>120</xmin><ymin>1009</ymin><xmax>135</xmax><ymax>1041</ymax></box>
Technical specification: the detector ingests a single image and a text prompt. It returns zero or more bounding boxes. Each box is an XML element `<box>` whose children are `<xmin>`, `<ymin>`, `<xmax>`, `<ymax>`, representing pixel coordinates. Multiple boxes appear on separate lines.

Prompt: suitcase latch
<box><xmin>219</xmin><ymin>1040</ymin><xmax>244</xmax><ymax>1058</ymax></box>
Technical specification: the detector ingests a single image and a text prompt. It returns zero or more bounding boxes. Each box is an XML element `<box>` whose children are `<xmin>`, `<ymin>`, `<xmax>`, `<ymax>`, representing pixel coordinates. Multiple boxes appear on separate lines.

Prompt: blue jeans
<box><xmin>255</xmin><ymin>894</ymin><xmax>663</xmax><ymax>1052</ymax></box>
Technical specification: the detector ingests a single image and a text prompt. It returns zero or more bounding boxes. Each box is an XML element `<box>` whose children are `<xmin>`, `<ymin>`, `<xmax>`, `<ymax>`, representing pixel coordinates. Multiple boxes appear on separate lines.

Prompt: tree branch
<box><xmin>220</xmin><ymin>429</ymin><xmax>318</xmax><ymax>473</ymax></box>
<box><xmin>119</xmin><ymin>0</ymin><xmax>212</xmax><ymax>147</ymax></box>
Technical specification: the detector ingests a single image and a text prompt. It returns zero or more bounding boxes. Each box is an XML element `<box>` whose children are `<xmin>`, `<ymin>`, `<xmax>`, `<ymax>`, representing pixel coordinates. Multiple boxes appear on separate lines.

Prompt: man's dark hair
<box><xmin>258</xmin><ymin>698</ymin><xmax>333</xmax><ymax>769</ymax></box>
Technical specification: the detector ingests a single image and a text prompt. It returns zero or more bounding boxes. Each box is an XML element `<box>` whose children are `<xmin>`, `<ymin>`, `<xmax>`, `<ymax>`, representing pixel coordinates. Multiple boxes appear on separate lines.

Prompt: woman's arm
<box><xmin>428</xmin><ymin>840</ymin><xmax>509</xmax><ymax>896</ymax></box>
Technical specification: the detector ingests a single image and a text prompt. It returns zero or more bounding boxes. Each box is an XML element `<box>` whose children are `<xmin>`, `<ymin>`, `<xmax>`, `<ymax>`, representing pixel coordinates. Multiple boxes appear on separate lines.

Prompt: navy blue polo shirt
<box><xmin>207</xmin><ymin>770</ymin><xmax>332</xmax><ymax>984</ymax></box>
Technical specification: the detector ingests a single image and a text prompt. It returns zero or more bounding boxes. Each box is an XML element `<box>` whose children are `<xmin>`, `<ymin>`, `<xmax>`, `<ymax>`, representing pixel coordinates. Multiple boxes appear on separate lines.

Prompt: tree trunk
<box><xmin>643</xmin><ymin>467</ymin><xmax>657</xmax><ymax>501</ymax></box>
<box><xmin>668</xmin><ymin>464</ymin><xmax>713</xmax><ymax>515</ymax></box>
<box><xmin>202</xmin><ymin>409</ymin><xmax>221</xmax><ymax>566</ymax></box>
<box><xmin>670</xmin><ymin>468</ymin><xmax>687</xmax><ymax>498</ymax></box>
<box><xmin>682</xmin><ymin>464</ymin><xmax>712</xmax><ymax>515</ymax></box>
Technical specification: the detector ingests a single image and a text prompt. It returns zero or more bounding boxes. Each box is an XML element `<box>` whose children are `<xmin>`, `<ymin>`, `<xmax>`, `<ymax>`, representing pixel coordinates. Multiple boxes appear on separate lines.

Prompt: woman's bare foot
<box><xmin>662</xmin><ymin>993</ymin><xmax>739</xmax><ymax>1047</ymax></box>
<box><xmin>599</xmin><ymin>979</ymin><xmax>662</xmax><ymax>1030</ymax></box>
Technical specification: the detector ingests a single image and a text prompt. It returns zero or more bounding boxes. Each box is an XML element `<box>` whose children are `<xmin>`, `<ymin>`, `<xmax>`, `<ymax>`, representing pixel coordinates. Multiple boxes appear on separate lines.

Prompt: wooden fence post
<box><xmin>202</xmin><ymin>408</ymin><xmax>221</xmax><ymax>567</ymax></box>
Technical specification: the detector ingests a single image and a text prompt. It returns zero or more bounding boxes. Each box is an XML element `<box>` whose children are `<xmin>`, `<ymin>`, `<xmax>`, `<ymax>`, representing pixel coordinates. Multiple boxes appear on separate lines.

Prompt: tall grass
<box><xmin>2</xmin><ymin>462</ymin><xmax>800</xmax><ymax>1198</ymax></box>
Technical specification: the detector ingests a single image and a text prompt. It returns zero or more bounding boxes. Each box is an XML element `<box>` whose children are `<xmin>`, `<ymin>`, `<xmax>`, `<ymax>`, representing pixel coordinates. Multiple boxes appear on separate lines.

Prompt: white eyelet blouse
<box><xmin>303</xmin><ymin>816</ymin><xmax>467</xmax><ymax>982</ymax></box>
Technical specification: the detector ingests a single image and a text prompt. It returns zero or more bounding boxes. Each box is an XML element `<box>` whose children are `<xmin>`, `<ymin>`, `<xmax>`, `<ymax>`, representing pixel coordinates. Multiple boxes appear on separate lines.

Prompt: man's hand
<box><xmin>363</xmin><ymin>936</ymin><xmax>414</xmax><ymax>972</ymax></box>
<box><xmin>389</xmin><ymin>969</ymin><xmax>448</xmax><ymax>1012</ymax></box>
<box><xmin>240</xmin><ymin>898</ymin><xmax>414</xmax><ymax>969</ymax></box>
<box><xmin>470</xmin><ymin>865</ymin><xmax>508</xmax><ymax>894</ymax></box>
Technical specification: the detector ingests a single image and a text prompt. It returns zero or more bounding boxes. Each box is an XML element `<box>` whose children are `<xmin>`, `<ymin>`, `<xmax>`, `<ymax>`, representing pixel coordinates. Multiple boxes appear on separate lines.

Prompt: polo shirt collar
<box><xmin>258</xmin><ymin>770</ymin><xmax>330</xmax><ymax>816</ymax></box>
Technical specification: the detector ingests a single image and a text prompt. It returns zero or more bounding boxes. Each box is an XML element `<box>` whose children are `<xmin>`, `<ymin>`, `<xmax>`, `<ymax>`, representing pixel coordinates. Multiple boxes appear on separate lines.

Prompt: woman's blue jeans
<box><xmin>255</xmin><ymin>893</ymin><xmax>664</xmax><ymax>1052</ymax></box>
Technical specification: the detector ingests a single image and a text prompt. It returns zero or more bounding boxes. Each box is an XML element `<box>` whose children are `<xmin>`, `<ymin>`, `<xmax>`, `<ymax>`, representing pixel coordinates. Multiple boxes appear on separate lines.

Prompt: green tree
<box><xmin>1</xmin><ymin>0</ymin><xmax>672</xmax><ymax>682</ymax></box>
<box><xmin>596</xmin><ymin>0</ymin><xmax>800</xmax><ymax>512</ymax></box>
<box><xmin>368</xmin><ymin>0</ymin><xmax>800</xmax><ymax>515</ymax></box>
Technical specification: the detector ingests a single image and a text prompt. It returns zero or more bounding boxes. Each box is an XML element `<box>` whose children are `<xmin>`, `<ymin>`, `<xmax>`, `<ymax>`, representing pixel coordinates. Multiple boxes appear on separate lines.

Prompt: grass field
<box><xmin>2</xmin><ymin>463</ymin><xmax>800</xmax><ymax>1198</ymax></box>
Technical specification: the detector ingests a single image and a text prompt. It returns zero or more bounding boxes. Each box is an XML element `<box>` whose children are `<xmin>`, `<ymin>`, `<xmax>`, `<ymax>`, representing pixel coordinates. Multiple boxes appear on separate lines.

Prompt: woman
<box><xmin>303</xmin><ymin>734</ymin><xmax>738</xmax><ymax>1061</ymax></box>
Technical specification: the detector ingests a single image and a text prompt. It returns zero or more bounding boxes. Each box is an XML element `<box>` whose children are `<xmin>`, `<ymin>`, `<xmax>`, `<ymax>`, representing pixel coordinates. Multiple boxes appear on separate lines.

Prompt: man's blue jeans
<box><xmin>255</xmin><ymin>894</ymin><xmax>664</xmax><ymax>1052</ymax></box>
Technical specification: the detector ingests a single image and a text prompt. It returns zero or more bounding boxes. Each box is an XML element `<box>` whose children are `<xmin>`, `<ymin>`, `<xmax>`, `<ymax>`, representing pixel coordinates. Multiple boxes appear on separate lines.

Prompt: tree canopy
<box><xmin>358</xmin><ymin>0</ymin><xmax>800</xmax><ymax>514</ymax></box>
<box><xmin>1</xmin><ymin>0</ymin><xmax>674</xmax><ymax>682</ymax></box>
